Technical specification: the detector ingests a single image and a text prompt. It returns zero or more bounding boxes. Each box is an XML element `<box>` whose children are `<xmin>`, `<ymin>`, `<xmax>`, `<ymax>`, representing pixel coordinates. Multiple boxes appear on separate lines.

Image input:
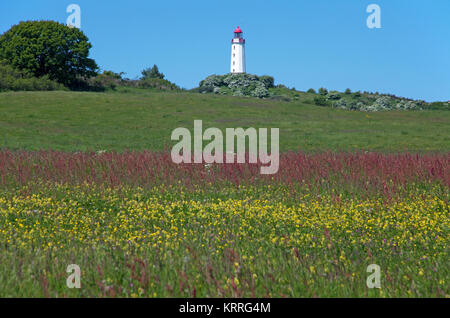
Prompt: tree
<box><xmin>141</xmin><ymin>65</ymin><xmax>165</xmax><ymax>80</ymax></box>
<box><xmin>0</xmin><ymin>21</ymin><xmax>98</xmax><ymax>88</ymax></box>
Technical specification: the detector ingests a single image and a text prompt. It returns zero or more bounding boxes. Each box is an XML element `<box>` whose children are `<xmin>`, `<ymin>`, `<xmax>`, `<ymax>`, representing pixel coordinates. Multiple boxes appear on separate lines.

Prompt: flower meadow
<box><xmin>0</xmin><ymin>150</ymin><xmax>448</xmax><ymax>297</ymax></box>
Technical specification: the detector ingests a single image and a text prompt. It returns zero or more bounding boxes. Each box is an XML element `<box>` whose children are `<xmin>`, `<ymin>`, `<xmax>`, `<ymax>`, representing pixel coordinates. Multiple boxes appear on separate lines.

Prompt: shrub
<box><xmin>83</xmin><ymin>68</ymin><xmax>179</xmax><ymax>92</ymax></box>
<box><xmin>232</xmin><ymin>89</ymin><xmax>245</xmax><ymax>97</ymax></box>
<box><xmin>200</xmin><ymin>75</ymin><xmax>225</xmax><ymax>88</ymax></box>
<box><xmin>318</xmin><ymin>87</ymin><xmax>328</xmax><ymax>95</ymax></box>
<box><xmin>87</xmin><ymin>70</ymin><xmax>125</xmax><ymax>90</ymax></box>
<box><xmin>141</xmin><ymin>65</ymin><xmax>165</xmax><ymax>80</ymax></box>
<box><xmin>198</xmin><ymin>86</ymin><xmax>214</xmax><ymax>94</ymax></box>
<box><xmin>307</xmin><ymin>88</ymin><xmax>316</xmax><ymax>94</ymax></box>
<box><xmin>259</xmin><ymin>75</ymin><xmax>275</xmax><ymax>88</ymax></box>
<box><xmin>0</xmin><ymin>61</ymin><xmax>66</xmax><ymax>92</ymax></box>
<box><xmin>345</xmin><ymin>88</ymin><xmax>352</xmax><ymax>94</ymax></box>
<box><xmin>394</xmin><ymin>100</ymin><xmax>422</xmax><ymax>111</ymax></box>
<box><xmin>348</xmin><ymin>101</ymin><xmax>359</xmax><ymax>110</ymax></box>
<box><xmin>327</xmin><ymin>92</ymin><xmax>341</xmax><ymax>100</ymax></box>
<box><xmin>251</xmin><ymin>83</ymin><xmax>269</xmax><ymax>98</ymax></box>
<box><xmin>197</xmin><ymin>73</ymin><xmax>275</xmax><ymax>99</ymax></box>
<box><xmin>359</xmin><ymin>96</ymin><xmax>395</xmax><ymax>112</ymax></box>
<box><xmin>314</xmin><ymin>95</ymin><xmax>329</xmax><ymax>106</ymax></box>
<box><xmin>138</xmin><ymin>78</ymin><xmax>179</xmax><ymax>90</ymax></box>
<box><xmin>103</xmin><ymin>70</ymin><xmax>124</xmax><ymax>80</ymax></box>
<box><xmin>218</xmin><ymin>87</ymin><xmax>231</xmax><ymax>95</ymax></box>
<box><xmin>353</xmin><ymin>91</ymin><xmax>362</xmax><ymax>98</ymax></box>
<box><xmin>425</xmin><ymin>102</ymin><xmax>449</xmax><ymax>110</ymax></box>
<box><xmin>333</xmin><ymin>99</ymin><xmax>347</xmax><ymax>109</ymax></box>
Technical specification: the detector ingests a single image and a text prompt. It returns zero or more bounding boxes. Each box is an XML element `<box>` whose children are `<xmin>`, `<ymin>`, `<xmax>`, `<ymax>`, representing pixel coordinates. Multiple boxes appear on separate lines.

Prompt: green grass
<box><xmin>0</xmin><ymin>90</ymin><xmax>449</xmax><ymax>152</ymax></box>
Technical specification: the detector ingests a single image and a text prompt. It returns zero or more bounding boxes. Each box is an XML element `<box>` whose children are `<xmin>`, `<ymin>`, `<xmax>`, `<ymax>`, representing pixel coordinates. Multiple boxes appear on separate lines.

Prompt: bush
<box><xmin>251</xmin><ymin>83</ymin><xmax>270</xmax><ymax>98</ymax></box>
<box><xmin>198</xmin><ymin>86</ymin><xmax>214</xmax><ymax>94</ymax></box>
<box><xmin>305</xmin><ymin>87</ymin><xmax>435</xmax><ymax>112</ymax></box>
<box><xmin>141</xmin><ymin>65</ymin><xmax>165</xmax><ymax>80</ymax></box>
<box><xmin>394</xmin><ymin>100</ymin><xmax>423</xmax><ymax>111</ymax></box>
<box><xmin>318</xmin><ymin>87</ymin><xmax>328</xmax><ymax>95</ymax></box>
<box><xmin>218</xmin><ymin>87</ymin><xmax>231</xmax><ymax>95</ymax></box>
<box><xmin>200</xmin><ymin>75</ymin><xmax>225</xmax><ymax>88</ymax></box>
<box><xmin>259</xmin><ymin>75</ymin><xmax>275</xmax><ymax>88</ymax></box>
<box><xmin>0</xmin><ymin>61</ymin><xmax>66</xmax><ymax>92</ymax></box>
<box><xmin>345</xmin><ymin>88</ymin><xmax>352</xmax><ymax>94</ymax></box>
<box><xmin>307</xmin><ymin>88</ymin><xmax>316</xmax><ymax>94</ymax></box>
<box><xmin>87</xmin><ymin>70</ymin><xmax>124</xmax><ymax>90</ymax></box>
<box><xmin>424</xmin><ymin>102</ymin><xmax>450</xmax><ymax>110</ymax></box>
<box><xmin>327</xmin><ymin>92</ymin><xmax>341</xmax><ymax>100</ymax></box>
<box><xmin>103</xmin><ymin>70</ymin><xmax>124</xmax><ymax>80</ymax></box>
<box><xmin>348</xmin><ymin>101</ymin><xmax>359</xmax><ymax>110</ymax></box>
<box><xmin>333</xmin><ymin>99</ymin><xmax>347</xmax><ymax>109</ymax></box>
<box><xmin>314</xmin><ymin>95</ymin><xmax>329</xmax><ymax>106</ymax></box>
<box><xmin>138</xmin><ymin>78</ymin><xmax>179</xmax><ymax>90</ymax></box>
<box><xmin>84</xmin><ymin>68</ymin><xmax>179</xmax><ymax>92</ymax></box>
<box><xmin>197</xmin><ymin>73</ymin><xmax>275</xmax><ymax>99</ymax></box>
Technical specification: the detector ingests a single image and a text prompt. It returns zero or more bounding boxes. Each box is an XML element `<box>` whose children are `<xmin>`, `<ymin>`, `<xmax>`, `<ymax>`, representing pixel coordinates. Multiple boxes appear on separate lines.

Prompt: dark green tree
<box><xmin>0</xmin><ymin>21</ymin><xmax>98</xmax><ymax>88</ymax></box>
<box><xmin>141</xmin><ymin>64</ymin><xmax>165</xmax><ymax>80</ymax></box>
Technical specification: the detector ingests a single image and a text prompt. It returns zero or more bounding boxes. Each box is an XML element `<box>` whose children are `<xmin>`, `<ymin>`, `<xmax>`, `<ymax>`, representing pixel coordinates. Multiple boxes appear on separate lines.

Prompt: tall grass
<box><xmin>0</xmin><ymin>150</ymin><xmax>447</xmax><ymax>199</ymax></box>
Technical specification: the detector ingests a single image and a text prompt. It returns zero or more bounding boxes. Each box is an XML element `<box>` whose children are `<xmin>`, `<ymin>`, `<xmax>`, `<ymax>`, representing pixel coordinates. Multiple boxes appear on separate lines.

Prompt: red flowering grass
<box><xmin>0</xmin><ymin>149</ymin><xmax>448</xmax><ymax>198</ymax></box>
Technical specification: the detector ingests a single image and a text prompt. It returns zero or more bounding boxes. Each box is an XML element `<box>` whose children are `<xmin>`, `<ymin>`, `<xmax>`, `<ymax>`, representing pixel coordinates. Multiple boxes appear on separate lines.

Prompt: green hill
<box><xmin>194</xmin><ymin>73</ymin><xmax>449</xmax><ymax>112</ymax></box>
<box><xmin>0</xmin><ymin>90</ymin><xmax>449</xmax><ymax>152</ymax></box>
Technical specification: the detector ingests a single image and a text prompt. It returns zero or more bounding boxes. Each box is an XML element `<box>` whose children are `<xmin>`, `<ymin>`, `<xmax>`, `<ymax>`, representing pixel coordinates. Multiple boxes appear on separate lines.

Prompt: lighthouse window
<box><xmin>233</xmin><ymin>61</ymin><xmax>235</xmax><ymax>65</ymax></box>
<box><xmin>233</xmin><ymin>54</ymin><xmax>235</xmax><ymax>57</ymax></box>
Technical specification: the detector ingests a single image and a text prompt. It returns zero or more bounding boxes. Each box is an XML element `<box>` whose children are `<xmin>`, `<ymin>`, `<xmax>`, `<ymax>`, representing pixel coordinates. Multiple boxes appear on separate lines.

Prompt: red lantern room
<box><xmin>232</xmin><ymin>26</ymin><xmax>245</xmax><ymax>43</ymax></box>
<box><xmin>230</xmin><ymin>26</ymin><xmax>246</xmax><ymax>73</ymax></box>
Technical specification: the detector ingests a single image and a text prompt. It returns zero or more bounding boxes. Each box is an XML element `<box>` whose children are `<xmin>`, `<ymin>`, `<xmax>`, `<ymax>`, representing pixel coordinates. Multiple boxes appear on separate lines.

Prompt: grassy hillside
<box><xmin>0</xmin><ymin>90</ymin><xmax>449</xmax><ymax>152</ymax></box>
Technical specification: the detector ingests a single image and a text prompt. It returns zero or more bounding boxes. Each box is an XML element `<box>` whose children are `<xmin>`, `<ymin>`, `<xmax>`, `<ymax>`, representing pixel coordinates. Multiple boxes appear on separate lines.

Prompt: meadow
<box><xmin>0</xmin><ymin>90</ymin><xmax>448</xmax><ymax>297</ymax></box>
<box><xmin>0</xmin><ymin>90</ymin><xmax>449</xmax><ymax>152</ymax></box>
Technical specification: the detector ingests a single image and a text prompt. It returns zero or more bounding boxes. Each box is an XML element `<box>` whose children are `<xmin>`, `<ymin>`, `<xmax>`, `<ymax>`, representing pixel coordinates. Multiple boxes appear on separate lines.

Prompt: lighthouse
<box><xmin>230</xmin><ymin>26</ymin><xmax>246</xmax><ymax>74</ymax></box>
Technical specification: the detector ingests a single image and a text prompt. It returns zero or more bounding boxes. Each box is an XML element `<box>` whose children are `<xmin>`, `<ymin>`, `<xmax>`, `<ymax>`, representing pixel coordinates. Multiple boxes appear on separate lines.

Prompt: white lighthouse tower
<box><xmin>230</xmin><ymin>26</ymin><xmax>246</xmax><ymax>73</ymax></box>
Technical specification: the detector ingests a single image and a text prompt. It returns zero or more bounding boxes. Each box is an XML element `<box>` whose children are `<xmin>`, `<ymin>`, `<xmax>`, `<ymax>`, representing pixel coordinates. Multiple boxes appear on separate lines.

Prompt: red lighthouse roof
<box><xmin>234</xmin><ymin>26</ymin><xmax>243</xmax><ymax>33</ymax></box>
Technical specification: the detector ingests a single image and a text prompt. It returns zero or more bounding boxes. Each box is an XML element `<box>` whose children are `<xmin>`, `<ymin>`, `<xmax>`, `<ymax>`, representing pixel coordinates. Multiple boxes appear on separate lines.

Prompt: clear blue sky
<box><xmin>1</xmin><ymin>0</ymin><xmax>449</xmax><ymax>101</ymax></box>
